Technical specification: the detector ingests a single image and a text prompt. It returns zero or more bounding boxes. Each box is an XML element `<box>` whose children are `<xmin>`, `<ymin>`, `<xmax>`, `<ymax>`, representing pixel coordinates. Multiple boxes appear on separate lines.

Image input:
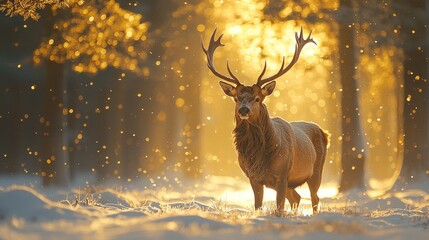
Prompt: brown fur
<box><xmin>202</xmin><ymin>28</ymin><xmax>327</xmax><ymax>214</ymax></box>
<box><xmin>232</xmin><ymin>89</ymin><xmax>329</xmax><ymax>214</ymax></box>
<box><xmin>234</xmin><ymin>104</ymin><xmax>273</xmax><ymax>181</ymax></box>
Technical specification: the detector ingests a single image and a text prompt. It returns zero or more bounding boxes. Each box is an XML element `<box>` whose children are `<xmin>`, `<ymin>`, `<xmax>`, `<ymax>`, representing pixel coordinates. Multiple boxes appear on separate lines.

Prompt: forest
<box><xmin>0</xmin><ymin>0</ymin><xmax>428</xmax><ymax>239</ymax></box>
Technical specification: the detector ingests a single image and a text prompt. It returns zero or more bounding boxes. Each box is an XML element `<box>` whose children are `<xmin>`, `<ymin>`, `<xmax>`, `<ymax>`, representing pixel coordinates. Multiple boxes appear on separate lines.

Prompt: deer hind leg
<box><xmin>307</xmin><ymin>175</ymin><xmax>321</xmax><ymax>214</ymax></box>
<box><xmin>307</xmin><ymin>149</ymin><xmax>324</xmax><ymax>214</ymax></box>
<box><xmin>307</xmin><ymin>147</ymin><xmax>324</xmax><ymax>214</ymax></box>
<box><xmin>286</xmin><ymin>188</ymin><xmax>301</xmax><ymax>212</ymax></box>
<box><xmin>307</xmin><ymin>129</ymin><xmax>328</xmax><ymax>214</ymax></box>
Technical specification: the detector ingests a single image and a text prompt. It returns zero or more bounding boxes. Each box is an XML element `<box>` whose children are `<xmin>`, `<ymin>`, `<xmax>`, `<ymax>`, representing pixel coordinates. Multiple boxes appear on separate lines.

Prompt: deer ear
<box><xmin>219</xmin><ymin>81</ymin><xmax>237</xmax><ymax>97</ymax></box>
<box><xmin>261</xmin><ymin>81</ymin><xmax>276</xmax><ymax>96</ymax></box>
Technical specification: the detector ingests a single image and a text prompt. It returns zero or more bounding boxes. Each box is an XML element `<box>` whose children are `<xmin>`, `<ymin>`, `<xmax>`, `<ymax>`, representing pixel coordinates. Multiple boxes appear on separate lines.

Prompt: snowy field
<box><xmin>0</xmin><ymin>175</ymin><xmax>428</xmax><ymax>240</ymax></box>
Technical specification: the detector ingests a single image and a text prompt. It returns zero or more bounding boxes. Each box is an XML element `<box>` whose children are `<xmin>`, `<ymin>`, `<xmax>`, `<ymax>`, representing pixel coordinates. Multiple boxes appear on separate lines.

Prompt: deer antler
<box><xmin>255</xmin><ymin>27</ymin><xmax>316</xmax><ymax>87</ymax></box>
<box><xmin>202</xmin><ymin>29</ymin><xmax>241</xmax><ymax>86</ymax></box>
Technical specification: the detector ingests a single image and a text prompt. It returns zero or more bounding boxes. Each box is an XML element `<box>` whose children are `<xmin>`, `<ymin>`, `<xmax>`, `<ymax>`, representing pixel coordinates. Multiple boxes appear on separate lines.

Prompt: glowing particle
<box><xmin>155</xmin><ymin>60</ymin><xmax>161</xmax><ymax>66</ymax></box>
<box><xmin>175</xmin><ymin>98</ymin><xmax>185</xmax><ymax>108</ymax></box>
<box><xmin>273</xmin><ymin>90</ymin><xmax>280</xmax><ymax>97</ymax></box>
<box><xmin>30</xmin><ymin>85</ymin><xmax>36</xmax><ymax>90</ymax></box>
<box><xmin>197</xmin><ymin>24</ymin><xmax>205</xmax><ymax>32</ymax></box>
<box><xmin>157</xmin><ymin>111</ymin><xmax>166</xmax><ymax>121</ymax></box>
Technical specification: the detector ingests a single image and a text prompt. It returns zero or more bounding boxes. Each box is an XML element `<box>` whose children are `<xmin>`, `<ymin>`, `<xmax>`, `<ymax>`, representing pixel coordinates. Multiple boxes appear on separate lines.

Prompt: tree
<box><xmin>32</xmin><ymin>0</ymin><xmax>149</xmax><ymax>186</ymax></box>
<box><xmin>0</xmin><ymin>0</ymin><xmax>68</xmax><ymax>20</ymax></box>
<box><xmin>0</xmin><ymin>12</ymin><xmax>48</xmax><ymax>177</ymax></box>
<box><xmin>0</xmin><ymin>18</ymin><xmax>21</xmax><ymax>174</ymax></box>
<box><xmin>167</xmin><ymin>0</ymin><xmax>205</xmax><ymax>177</ymax></box>
<box><xmin>262</xmin><ymin>0</ymin><xmax>367</xmax><ymax>191</ymax></box>
<box><xmin>337</xmin><ymin>0</ymin><xmax>366</xmax><ymax>192</ymax></box>
<box><xmin>399</xmin><ymin>0</ymin><xmax>429</xmax><ymax>183</ymax></box>
<box><xmin>138</xmin><ymin>0</ymin><xmax>205</xmax><ymax>178</ymax></box>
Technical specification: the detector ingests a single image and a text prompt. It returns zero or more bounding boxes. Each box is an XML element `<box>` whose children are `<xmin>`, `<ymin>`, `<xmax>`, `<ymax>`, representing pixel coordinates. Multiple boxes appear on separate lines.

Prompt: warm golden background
<box><xmin>0</xmin><ymin>0</ymin><xmax>427</xmax><ymax>196</ymax></box>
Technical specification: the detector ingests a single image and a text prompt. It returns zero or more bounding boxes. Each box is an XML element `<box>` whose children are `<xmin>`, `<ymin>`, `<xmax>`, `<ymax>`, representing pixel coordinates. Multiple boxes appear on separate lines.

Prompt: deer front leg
<box><xmin>276</xmin><ymin>178</ymin><xmax>288</xmax><ymax>212</ymax></box>
<box><xmin>250</xmin><ymin>178</ymin><xmax>264</xmax><ymax>210</ymax></box>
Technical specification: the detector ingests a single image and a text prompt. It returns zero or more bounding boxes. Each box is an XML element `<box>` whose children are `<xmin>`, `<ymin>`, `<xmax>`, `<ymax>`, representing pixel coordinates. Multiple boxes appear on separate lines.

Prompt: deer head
<box><xmin>202</xmin><ymin>28</ymin><xmax>316</xmax><ymax>123</ymax></box>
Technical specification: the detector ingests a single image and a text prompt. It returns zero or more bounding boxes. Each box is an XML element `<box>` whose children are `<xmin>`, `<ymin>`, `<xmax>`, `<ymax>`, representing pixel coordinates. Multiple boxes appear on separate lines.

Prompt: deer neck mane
<box><xmin>233</xmin><ymin>104</ymin><xmax>276</xmax><ymax>180</ymax></box>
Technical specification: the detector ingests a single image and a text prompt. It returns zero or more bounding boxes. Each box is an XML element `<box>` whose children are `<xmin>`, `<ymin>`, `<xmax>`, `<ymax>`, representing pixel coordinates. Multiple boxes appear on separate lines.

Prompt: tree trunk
<box><xmin>95</xmin><ymin>72</ymin><xmax>125</xmax><ymax>181</ymax></box>
<box><xmin>400</xmin><ymin>0</ymin><xmax>429</xmax><ymax>183</ymax></box>
<box><xmin>0</xmin><ymin>82</ymin><xmax>20</xmax><ymax>174</ymax></box>
<box><xmin>338</xmin><ymin>0</ymin><xmax>366</xmax><ymax>192</ymax></box>
<box><xmin>171</xmin><ymin>0</ymin><xmax>204</xmax><ymax>178</ymax></box>
<box><xmin>41</xmin><ymin>60</ymin><xmax>70</xmax><ymax>186</ymax></box>
<box><xmin>137</xmin><ymin>0</ymin><xmax>180</xmax><ymax>177</ymax></box>
<box><xmin>181</xmin><ymin>45</ymin><xmax>203</xmax><ymax>178</ymax></box>
<box><xmin>67</xmin><ymin>77</ymin><xmax>78</xmax><ymax>181</ymax></box>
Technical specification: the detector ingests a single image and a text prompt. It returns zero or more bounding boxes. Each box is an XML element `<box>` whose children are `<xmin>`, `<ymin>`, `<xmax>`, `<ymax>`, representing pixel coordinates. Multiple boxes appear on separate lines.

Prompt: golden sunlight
<box><xmin>202</xmin><ymin>0</ymin><xmax>402</xmax><ymax>192</ymax></box>
<box><xmin>202</xmin><ymin>0</ymin><xmax>340</xmax><ymax>182</ymax></box>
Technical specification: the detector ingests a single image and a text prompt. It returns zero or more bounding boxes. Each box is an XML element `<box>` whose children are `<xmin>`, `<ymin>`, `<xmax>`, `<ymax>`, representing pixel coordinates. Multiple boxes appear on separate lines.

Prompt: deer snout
<box><xmin>238</xmin><ymin>106</ymin><xmax>251</xmax><ymax>119</ymax></box>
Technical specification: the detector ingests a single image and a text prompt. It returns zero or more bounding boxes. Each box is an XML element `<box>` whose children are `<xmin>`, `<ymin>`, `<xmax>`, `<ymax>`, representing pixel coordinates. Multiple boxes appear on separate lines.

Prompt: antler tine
<box><xmin>202</xmin><ymin>29</ymin><xmax>241</xmax><ymax>86</ymax></box>
<box><xmin>256</xmin><ymin>27</ymin><xmax>316</xmax><ymax>87</ymax></box>
<box><xmin>257</xmin><ymin>61</ymin><xmax>268</xmax><ymax>82</ymax></box>
<box><xmin>226</xmin><ymin>60</ymin><xmax>238</xmax><ymax>81</ymax></box>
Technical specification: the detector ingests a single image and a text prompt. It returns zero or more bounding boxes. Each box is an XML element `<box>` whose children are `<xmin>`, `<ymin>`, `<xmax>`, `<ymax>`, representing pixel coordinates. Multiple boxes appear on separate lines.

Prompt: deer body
<box><xmin>202</xmin><ymin>29</ymin><xmax>329</xmax><ymax>214</ymax></box>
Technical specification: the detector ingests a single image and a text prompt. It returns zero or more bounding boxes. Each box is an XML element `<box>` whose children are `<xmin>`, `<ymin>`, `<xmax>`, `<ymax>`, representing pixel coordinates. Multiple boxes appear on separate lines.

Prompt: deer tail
<box><xmin>320</xmin><ymin>128</ymin><xmax>330</xmax><ymax>149</ymax></box>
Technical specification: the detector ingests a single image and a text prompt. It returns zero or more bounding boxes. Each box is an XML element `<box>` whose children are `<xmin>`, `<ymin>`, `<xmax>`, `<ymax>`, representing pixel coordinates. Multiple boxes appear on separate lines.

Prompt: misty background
<box><xmin>0</xmin><ymin>0</ymin><xmax>428</xmax><ymax>195</ymax></box>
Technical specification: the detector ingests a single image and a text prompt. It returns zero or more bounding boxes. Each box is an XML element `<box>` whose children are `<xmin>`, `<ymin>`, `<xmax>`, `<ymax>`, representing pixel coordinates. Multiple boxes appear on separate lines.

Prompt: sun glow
<box><xmin>203</xmin><ymin>0</ymin><xmax>402</xmax><ymax>190</ymax></box>
<box><xmin>218</xmin><ymin>177</ymin><xmax>339</xmax><ymax>215</ymax></box>
<box><xmin>202</xmin><ymin>0</ymin><xmax>341</xmax><ymax>182</ymax></box>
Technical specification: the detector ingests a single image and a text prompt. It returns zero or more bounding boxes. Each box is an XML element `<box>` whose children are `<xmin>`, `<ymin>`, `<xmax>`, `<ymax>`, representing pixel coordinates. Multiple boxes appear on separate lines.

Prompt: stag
<box><xmin>202</xmin><ymin>28</ymin><xmax>329</xmax><ymax>214</ymax></box>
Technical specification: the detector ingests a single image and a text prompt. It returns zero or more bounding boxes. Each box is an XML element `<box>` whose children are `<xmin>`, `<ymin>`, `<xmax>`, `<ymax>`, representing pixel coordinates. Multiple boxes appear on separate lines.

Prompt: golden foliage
<box><xmin>33</xmin><ymin>0</ymin><xmax>149</xmax><ymax>74</ymax></box>
<box><xmin>0</xmin><ymin>0</ymin><xmax>68</xmax><ymax>20</ymax></box>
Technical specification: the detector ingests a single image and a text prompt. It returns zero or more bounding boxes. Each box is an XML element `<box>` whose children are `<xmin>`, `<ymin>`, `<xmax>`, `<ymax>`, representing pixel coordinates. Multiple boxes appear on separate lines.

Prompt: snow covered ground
<box><xmin>0</xmin><ymin>175</ymin><xmax>428</xmax><ymax>239</ymax></box>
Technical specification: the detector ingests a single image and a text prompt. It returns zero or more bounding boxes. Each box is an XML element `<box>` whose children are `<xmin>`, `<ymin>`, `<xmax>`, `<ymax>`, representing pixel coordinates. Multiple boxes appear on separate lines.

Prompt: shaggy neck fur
<box><xmin>233</xmin><ymin>104</ymin><xmax>277</xmax><ymax>181</ymax></box>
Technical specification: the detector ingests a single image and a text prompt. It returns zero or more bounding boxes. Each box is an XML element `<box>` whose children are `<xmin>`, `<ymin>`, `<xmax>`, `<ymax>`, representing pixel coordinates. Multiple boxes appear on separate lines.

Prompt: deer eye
<box><xmin>255</xmin><ymin>97</ymin><xmax>260</xmax><ymax>103</ymax></box>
